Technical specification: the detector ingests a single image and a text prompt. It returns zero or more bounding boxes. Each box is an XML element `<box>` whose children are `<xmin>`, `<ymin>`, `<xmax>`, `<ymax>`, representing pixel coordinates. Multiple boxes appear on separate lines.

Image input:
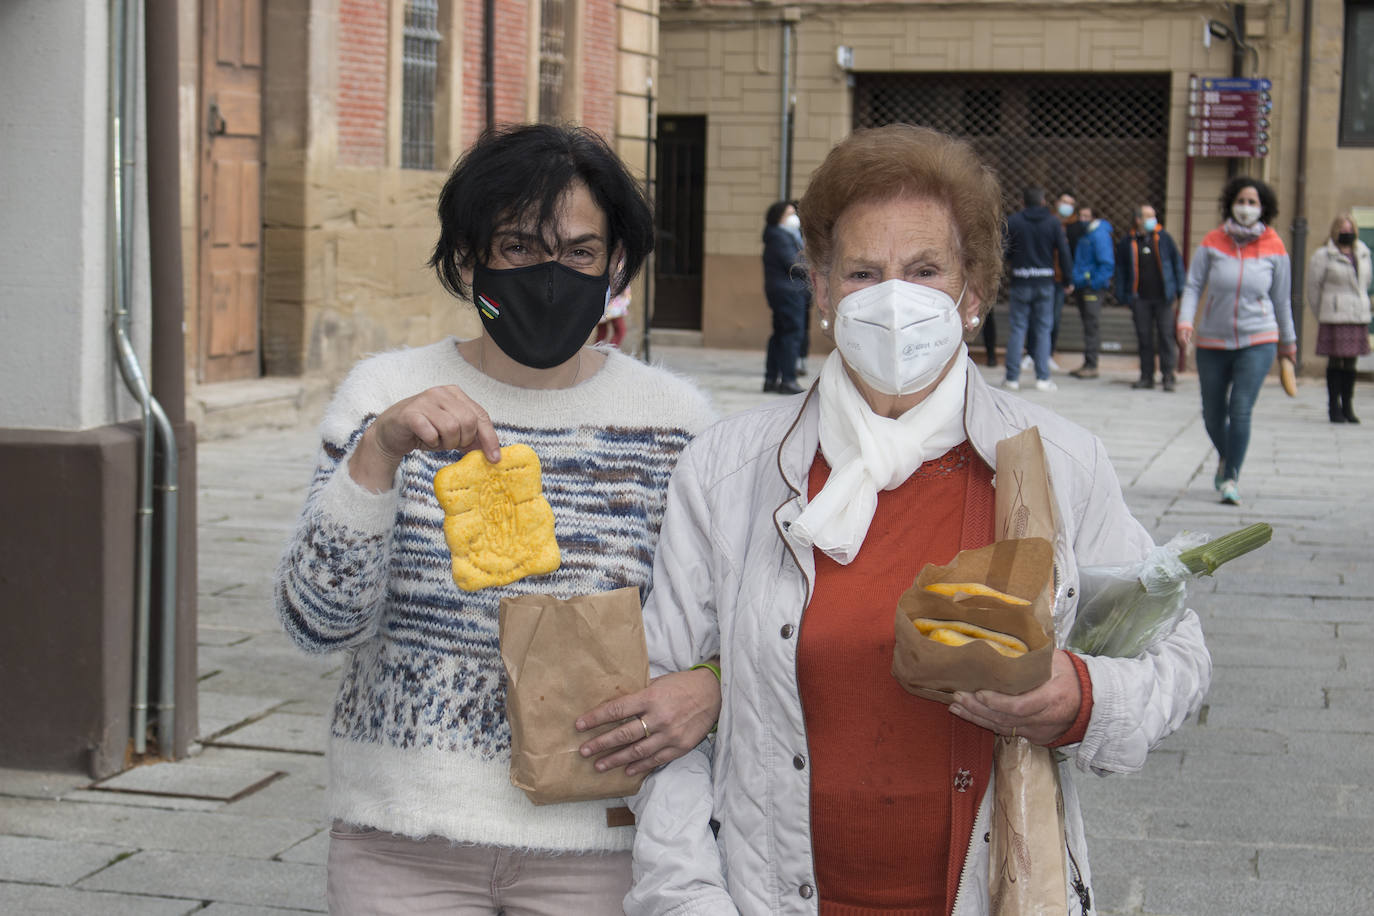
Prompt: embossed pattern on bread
<box><xmin>433</xmin><ymin>444</ymin><xmax>561</xmax><ymax>591</ymax></box>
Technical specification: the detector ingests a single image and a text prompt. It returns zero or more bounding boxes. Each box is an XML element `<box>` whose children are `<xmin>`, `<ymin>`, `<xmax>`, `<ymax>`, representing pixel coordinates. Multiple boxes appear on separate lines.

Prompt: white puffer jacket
<box><xmin>626</xmin><ymin>360</ymin><xmax>1212</xmax><ymax>916</ymax></box>
<box><xmin>1306</xmin><ymin>239</ymin><xmax>1373</xmax><ymax>326</ymax></box>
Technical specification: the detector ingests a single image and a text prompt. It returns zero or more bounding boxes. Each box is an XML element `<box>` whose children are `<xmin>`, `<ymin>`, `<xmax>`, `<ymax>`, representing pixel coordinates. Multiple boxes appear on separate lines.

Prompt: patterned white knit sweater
<box><xmin>275</xmin><ymin>338</ymin><xmax>716</xmax><ymax>852</ymax></box>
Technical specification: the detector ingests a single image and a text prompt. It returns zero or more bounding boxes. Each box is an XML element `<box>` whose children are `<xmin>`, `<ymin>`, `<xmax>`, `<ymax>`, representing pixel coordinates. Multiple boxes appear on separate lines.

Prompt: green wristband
<box><xmin>690</xmin><ymin>660</ymin><xmax>721</xmax><ymax>682</ymax></box>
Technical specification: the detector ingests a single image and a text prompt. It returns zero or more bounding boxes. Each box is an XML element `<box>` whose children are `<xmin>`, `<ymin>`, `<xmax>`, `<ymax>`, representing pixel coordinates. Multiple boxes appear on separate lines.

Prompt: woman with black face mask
<box><xmin>275</xmin><ymin>123</ymin><xmax>722</xmax><ymax>914</ymax></box>
<box><xmin>1306</xmin><ymin>213</ymin><xmax>1372</xmax><ymax>423</ymax></box>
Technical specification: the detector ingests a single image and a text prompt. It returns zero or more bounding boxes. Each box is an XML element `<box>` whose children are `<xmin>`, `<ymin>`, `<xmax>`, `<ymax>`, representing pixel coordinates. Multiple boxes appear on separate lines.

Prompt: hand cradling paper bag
<box><xmin>500</xmin><ymin>587</ymin><xmax>648</xmax><ymax>806</ymax></box>
<box><xmin>891</xmin><ymin>537</ymin><xmax>1054</xmax><ymax>703</ymax></box>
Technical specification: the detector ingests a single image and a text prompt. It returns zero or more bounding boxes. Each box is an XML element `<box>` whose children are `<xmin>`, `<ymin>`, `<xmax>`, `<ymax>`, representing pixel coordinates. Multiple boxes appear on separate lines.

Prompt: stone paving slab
<box><xmin>0</xmin><ymin>882</ymin><xmax>199</xmax><ymax>915</ymax></box>
<box><xmin>0</xmin><ymin>834</ymin><xmax>133</xmax><ymax>885</ymax></box>
<box><xmin>0</xmin><ymin>797</ymin><xmax>319</xmax><ymax>859</ymax></box>
<box><xmin>78</xmin><ymin>849</ymin><xmax>327</xmax><ymax>912</ymax></box>
<box><xmin>209</xmin><ymin>712</ymin><xmax>329</xmax><ymax>756</ymax></box>
<box><xmin>199</xmin><ymin>693</ymin><xmax>289</xmax><ymax>742</ymax></box>
<box><xmin>60</xmin><ymin>789</ymin><xmax>224</xmax><ymax>813</ymax></box>
<box><xmin>92</xmin><ymin>761</ymin><xmax>283</xmax><ymax>803</ymax></box>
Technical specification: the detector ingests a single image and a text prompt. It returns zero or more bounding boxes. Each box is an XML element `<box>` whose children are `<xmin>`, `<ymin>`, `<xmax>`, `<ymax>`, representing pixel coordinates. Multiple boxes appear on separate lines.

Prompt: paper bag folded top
<box><xmin>892</xmin><ymin>537</ymin><xmax>1055</xmax><ymax>702</ymax></box>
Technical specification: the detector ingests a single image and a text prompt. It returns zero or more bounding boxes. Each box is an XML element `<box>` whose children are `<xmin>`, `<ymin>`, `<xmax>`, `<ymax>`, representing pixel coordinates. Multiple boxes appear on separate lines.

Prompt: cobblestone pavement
<box><xmin>2</xmin><ymin>346</ymin><xmax>1371</xmax><ymax>914</ymax></box>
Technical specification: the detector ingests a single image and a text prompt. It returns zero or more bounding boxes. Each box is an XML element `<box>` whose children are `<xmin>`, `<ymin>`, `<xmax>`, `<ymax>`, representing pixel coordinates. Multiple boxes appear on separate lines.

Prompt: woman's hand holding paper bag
<box><xmin>575</xmin><ymin>665</ymin><xmax>722</xmax><ymax>777</ymax></box>
<box><xmin>948</xmin><ymin>649</ymin><xmax>1083</xmax><ymax>746</ymax></box>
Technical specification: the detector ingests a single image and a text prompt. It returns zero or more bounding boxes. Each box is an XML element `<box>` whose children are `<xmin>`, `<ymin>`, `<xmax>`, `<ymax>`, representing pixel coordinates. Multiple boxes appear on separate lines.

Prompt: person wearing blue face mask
<box><xmin>275</xmin><ymin>123</ymin><xmax>724</xmax><ymax>914</ymax></box>
<box><xmin>1116</xmin><ymin>204</ymin><xmax>1185</xmax><ymax>390</ymax></box>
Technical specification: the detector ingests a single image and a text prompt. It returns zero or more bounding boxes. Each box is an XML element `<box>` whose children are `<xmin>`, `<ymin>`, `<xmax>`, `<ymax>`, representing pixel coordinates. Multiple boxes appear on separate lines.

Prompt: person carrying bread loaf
<box><xmin>625</xmin><ymin>125</ymin><xmax>1212</xmax><ymax>916</ymax></box>
<box><xmin>275</xmin><ymin>123</ymin><xmax>722</xmax><ymax>914</ymax></box>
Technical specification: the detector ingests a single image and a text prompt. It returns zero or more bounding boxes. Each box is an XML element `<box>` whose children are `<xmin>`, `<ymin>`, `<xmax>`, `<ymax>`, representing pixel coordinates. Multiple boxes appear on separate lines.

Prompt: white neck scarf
<box><xmin>790</xmin><ymin>346</ymin><xmax>970</xmax><ymax>565</ymax></box>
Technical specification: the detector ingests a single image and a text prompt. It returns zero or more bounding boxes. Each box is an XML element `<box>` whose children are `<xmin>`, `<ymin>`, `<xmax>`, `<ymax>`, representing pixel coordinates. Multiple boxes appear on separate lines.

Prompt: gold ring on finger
<box><xmin>639</xmin><ymin>716</ymin><xmax>651</xmax><ymax>739</ymax></box>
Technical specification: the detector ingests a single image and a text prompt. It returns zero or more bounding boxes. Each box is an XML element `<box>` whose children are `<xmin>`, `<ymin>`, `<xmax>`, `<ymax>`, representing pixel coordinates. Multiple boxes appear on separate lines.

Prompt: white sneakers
<box><xmin>1020</xmin><ymin>355</ymin><xmax>1062</xmax><ymax>372</ymax></box>
<box><xmin>1003</xmin><ymin>378</ymin><xmax>1056</xmax><ymax>392</ymax></box>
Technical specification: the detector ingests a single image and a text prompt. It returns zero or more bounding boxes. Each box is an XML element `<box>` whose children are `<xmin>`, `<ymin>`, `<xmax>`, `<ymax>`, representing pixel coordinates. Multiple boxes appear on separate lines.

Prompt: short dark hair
<box><xmin>429</xmin><ymin>123</ymin><xmax>654</xmax><ymax>298</ymax></box>
<box><xmin>1058</xmin><ymin>190</ymin><xmax>1076</xmax><ymax>201</ymax></box>
<box><xmin>1023</xmin><ymin>187</ymin><xmax>1047</xmax><ymax>208</ymax></box>
<box><xmin>765</xmin><ymin>200</ymin><xmax>792</xmax><ymax>226</ymax></box>
<box><xmin>1220</xmin><ymin>176</ymin><xmax>1279</xmax><ymax>225</ymax></box>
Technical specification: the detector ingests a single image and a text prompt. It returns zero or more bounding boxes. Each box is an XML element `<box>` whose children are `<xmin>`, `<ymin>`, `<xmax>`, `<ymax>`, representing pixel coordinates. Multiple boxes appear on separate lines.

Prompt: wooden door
<box><xmin>653</xmin><ymin>116</ymin><xmax>706</xmax><ymax>330</ymax></box>
<box><xmin>198</xmin><ymin>0</ymin><xmax>263</xmax><ymax>382</ymax></box>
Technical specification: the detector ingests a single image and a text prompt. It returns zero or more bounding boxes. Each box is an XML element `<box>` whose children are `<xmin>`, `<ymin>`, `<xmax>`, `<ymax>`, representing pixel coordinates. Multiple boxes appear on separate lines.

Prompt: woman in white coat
<box><xmin>1306</xmin><ymin>213</ymin><xmax>1372</xmax><ymax>423</ymax></box>
<box><xmin>625</xmin><ymin>125</ymin><xmax>1211</xmax><ymax>916</ymax></box>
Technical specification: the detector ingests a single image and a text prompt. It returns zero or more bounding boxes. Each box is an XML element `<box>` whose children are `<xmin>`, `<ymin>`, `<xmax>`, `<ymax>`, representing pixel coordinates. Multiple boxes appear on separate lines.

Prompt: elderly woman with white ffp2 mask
<box><xmin>623</xmin><ymin>124</ymin><xmax>1211</xmax><ymax>916</ymax></box>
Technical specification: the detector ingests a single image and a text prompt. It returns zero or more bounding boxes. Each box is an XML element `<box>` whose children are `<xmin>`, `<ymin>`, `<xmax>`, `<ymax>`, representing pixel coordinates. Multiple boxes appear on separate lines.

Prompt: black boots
<box><xmin>1328</xmin><ymin>365</ymin><xmax>1360</xmax><ymax>424</ymax></box>
<box><xmin>1342</xmin><ymin>367</ymin><xmax>1360</xmax><ymax>423</ymax></box>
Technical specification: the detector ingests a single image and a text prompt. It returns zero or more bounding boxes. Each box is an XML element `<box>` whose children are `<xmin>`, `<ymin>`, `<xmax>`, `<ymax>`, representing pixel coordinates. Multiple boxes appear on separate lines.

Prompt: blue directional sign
<box><xmin>1199</xmin><ymin>77</ymin><xmax>1273</xmax><ymax>92</ymax></box>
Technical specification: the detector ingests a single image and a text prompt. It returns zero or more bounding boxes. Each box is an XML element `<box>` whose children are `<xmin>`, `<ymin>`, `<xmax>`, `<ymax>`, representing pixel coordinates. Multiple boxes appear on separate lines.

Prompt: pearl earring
<box><xmin>967</xmin><ymin>315</ymin><xmax>982</xmax><ymax>330</ymax></box>
<box><xmin>819</xmin><ymin>317</ymin><xmax>831</xmax><ymax>332</ymax></box>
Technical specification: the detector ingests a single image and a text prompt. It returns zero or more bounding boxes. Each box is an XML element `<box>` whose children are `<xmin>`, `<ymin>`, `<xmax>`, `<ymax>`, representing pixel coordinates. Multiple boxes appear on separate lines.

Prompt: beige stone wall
<box><xmin>1284</xmin><ymin>0</ymin><xmax>1374</xmax><ymax>365</ymax></box>
<box><xmin>659</xmin><ymin>3</ymin><xmax>1300</xmax><ymax>349</ymax></box>
<box><xmin>179</xmin><ymin>0</ymin><xmax>657</xmax><ymax>383</ymax></box>
<box><xmin>614</xmin><ymin>0</ymin><xmax>659</xmax><ymax>355</ymax></box>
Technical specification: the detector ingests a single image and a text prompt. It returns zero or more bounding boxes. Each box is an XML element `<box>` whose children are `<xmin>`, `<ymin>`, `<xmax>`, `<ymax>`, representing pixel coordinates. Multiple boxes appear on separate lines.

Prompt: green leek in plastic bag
<box><xmin>1066</xmin><ymin>523</ymin><xmax>1273</xmax><ymax>657</ymax></box>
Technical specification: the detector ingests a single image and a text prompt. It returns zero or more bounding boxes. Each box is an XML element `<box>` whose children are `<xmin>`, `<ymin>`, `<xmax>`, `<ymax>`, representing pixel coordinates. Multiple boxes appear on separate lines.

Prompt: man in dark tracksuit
<box><xmin>1115</xmin><ymin>204</ymin><xmax>1185</xmax><ymax>390</ymax></box>
<box><xmin>1003</xmin><ymin>187</ymin><xmax>1073</xmax><ymax>389</ymax></box>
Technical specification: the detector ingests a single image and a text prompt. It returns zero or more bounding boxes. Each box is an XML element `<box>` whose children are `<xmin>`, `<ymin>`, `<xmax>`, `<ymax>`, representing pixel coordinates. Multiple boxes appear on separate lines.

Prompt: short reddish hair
<box><xmin>799</xmin><ymin>125</ymin><xmax>1004</xmax><ymax>307</ymax></box>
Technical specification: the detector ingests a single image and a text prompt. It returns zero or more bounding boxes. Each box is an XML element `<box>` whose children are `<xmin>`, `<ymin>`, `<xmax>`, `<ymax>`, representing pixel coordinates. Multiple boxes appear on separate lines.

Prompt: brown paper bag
<box><xmin>499</xmin><ymin>587</ymin><xmax>649</xmax><ymax>806</ymax></box>
<box><xmin>892</xmin><ymin>538</ymin><xmax>1054</xmax><ymax>703</ymax></box>
<box><xmin>990</xmin><ymin>428</ymin><xmax>1068</xmax><ymax>915</ymax></box>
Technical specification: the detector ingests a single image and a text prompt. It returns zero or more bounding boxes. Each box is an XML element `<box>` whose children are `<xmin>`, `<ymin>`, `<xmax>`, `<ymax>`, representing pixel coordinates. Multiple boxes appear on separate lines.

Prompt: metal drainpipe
<box><xmin>144</xmin><ymin>0</ymin><xmax>183</xmax><ymax>754</ymax></box>
<box><xmin>484</xmin><ymin>0</ymin><xmax>495</xmax><ymax>130</ymax></box>
<box><xmin>1289</xmin><ymin>0</ymin><xmax>1313</xmax><ymax>364</ymax></box>
<box><xmin>778</xmin><ymin>18</ymin><xmax>793</xmax><ymax>201</ymax></box>
<box><xmin>110</xmin><ymin>0</ymin><xmax>179</xmax><ymax>756</ymax></box>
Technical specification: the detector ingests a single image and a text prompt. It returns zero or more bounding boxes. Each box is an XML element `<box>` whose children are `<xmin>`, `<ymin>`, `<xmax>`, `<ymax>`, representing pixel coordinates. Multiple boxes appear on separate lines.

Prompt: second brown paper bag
<box><xmin>500</xmin><ymin>587</ymin><xmax>649</xmax><ymax>805</ymax></box>
<box><xmin>990</xmin><ymin>428</ymin><xmax>1069</xmax><ymax>916</ymax></box>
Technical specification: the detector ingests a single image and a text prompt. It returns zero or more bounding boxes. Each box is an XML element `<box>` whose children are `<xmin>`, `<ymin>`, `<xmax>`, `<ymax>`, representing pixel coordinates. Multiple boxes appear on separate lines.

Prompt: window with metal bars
<box><xmin>539</xmin><ymin>0</ymin><xmax>567</xmax><ymax>123</ymax></box>
<box><xmin>402</xmin><ymin>0</ymin><xmax>441</xmax><ymax>169</ymax></box>
<box><xmin>854</xmin><ymin>73</ymin><xmax>1171</xmax><ymax>252</ymax></box>
<box><xmin>1341</xmin><ymin>0</ymin><xmax>1374</xmax><ymax>146</ymax></box>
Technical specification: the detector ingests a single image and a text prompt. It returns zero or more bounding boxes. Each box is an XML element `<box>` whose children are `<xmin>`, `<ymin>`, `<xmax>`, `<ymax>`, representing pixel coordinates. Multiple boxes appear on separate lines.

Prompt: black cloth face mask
<box><xmin>472</xmin><ymin>260</ymin><xmax>610</xmax><ymax>370</ymax></box>
<box><xmin>1336</xmin><ymin>232</ymin><xmax>1357</xmax><ymax>246</ymax></box>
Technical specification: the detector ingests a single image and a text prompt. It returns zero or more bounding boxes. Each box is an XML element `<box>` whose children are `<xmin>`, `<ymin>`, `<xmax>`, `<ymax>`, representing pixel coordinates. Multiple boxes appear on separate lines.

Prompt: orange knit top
<box><xmin>797</xmin><ymin>440</ymin><xmax>1092</xmax><ymax>916</ymax></box>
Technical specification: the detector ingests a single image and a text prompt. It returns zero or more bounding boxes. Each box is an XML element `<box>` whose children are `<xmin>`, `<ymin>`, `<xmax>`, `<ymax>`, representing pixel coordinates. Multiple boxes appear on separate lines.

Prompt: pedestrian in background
<box><xmin>1068</xmin><ymin>206</ymin><xmax>1114</xmax><ymax>379</ymax></box>
<box><xmin>1023</xmin><ymin>189</ymin><xmax>1078</xmax><ymax>373</ymax></box>
<box><xmin>783</xmin><ymin>199</ymin><xmax>813</xmax><ymax>377</ymax></box>
<box><xmin>1178</xmin><ymin>176</ymin><xmax>1295</xmax><ymax>505</ymax></box>
<box><xmin>595</xmin><ymin>260</ymin><xmax>631</xmax><ymax>348</ymax></box>
<box><xmin>1002</xmin><ymin>186</ymin><xmax>1072</xmax><ymax>391</ymax></box>
<box><xmin>762</xmin><ymin>200</ymin><xmax>808</xmax><ymax>395</ymax></box>
<box><xmin>1116</xmin><ymin>204</ymin><xmax>1184</xmax><ymax>390</ymax></box>
<box><xmin>1306</xmin><ymin>212</ymin><xmax>1372</xmax><ymax>423</ymax></box>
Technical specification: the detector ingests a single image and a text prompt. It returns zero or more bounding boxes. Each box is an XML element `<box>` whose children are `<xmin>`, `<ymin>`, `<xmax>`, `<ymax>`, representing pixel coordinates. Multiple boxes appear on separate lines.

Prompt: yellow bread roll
<box><xmin>433</xmin><ymin>444</ymin><xmax>560</xmax><ymax>591</ymax></box>
<box><xmin>913</xmin><ymin>618</ymin><xmax>1028</xmax><ymax>657</ymax></box>
<box><xmin>923</xmin><ymin>581</ymin><xmax>1031</xmax><ymax>606</ymax></box>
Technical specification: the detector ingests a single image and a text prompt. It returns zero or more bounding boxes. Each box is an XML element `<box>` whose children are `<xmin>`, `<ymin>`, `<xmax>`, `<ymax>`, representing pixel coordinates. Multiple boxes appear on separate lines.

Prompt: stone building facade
<box><xmin>177</xmin><ymin>0</ymin><xmax>660</xmax><ymax>395</ymax></box>
<box><xmin>652</xmin><ymin>0</ymin><xmax>1374</xmax><ymax>370</ymax></box>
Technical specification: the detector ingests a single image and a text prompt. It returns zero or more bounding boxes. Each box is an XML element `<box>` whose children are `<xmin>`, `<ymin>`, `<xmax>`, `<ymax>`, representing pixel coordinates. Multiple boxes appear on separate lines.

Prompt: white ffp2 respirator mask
<box><xmin>832</xmin><ymin>279</ymin><xmax>967</xmax><ymax>396</ymax></box>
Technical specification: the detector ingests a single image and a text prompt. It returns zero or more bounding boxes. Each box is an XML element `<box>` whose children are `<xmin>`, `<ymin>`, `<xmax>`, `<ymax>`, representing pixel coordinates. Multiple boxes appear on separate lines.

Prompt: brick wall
<box><xmin>462</xmin><ymin>0</ymin><xmax>530</xmax><ymax>146</ymax></box>
<box><xmin>582</xmin><ymin>0</ymin><xmax>617</xmax><ymax>138</ymax></box>
<box><xmin>338</xmin><ymin>0</ymin><xmax>389</xmax><ymax>167</ymax></box>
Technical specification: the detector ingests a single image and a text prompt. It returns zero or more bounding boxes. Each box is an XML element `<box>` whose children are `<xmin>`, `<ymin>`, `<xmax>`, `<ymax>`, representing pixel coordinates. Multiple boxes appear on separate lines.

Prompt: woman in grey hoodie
<box><xmin>1177</xmin><ymin>177</ymin><xmax>1296</xmax><ymax>506</ymax></box>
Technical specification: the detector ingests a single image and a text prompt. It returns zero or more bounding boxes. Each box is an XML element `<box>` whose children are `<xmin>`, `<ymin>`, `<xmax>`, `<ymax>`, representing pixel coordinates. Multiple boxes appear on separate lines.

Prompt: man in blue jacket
<box><xmin>1003</xmin><ymin>187</ymin><xmax>1073</xmax><ymax>391</ymax></box>
<box><xmin>1116</xmin><ymin>204</ymin><xmax>1185</xmax><ymax>390</ymax></box>
<box><xmin>1068</xmin><ymin>207</ymin><xmax>1114</xmax><ymax>379</ymax></box>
